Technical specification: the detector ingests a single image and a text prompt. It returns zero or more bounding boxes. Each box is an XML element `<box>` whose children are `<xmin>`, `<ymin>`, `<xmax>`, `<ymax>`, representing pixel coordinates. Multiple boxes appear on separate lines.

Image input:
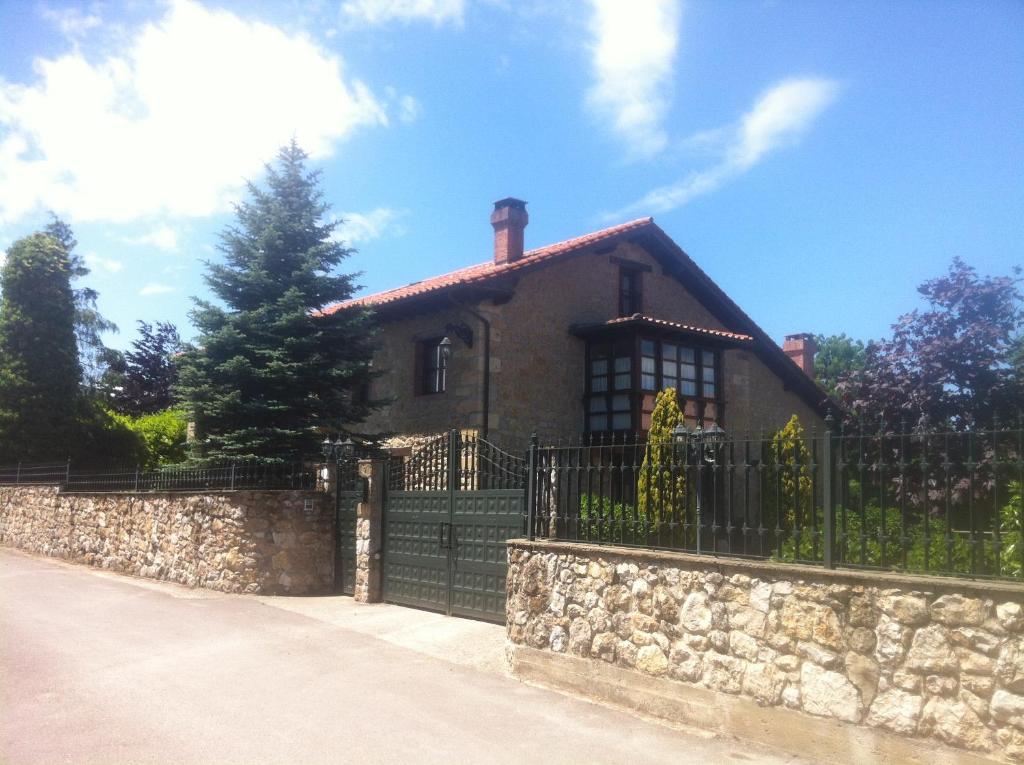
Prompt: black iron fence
<box><xmin>0</xmin><ymin>460</ymin><xmax>317</xmax><ymax>492</ymax></box>
<box><xmin>0</xmin><ymin>462</ymin><xmax>70</xmax><ymax>485</ymax></box>
<box><xmin>525</xmin><ymin>420</ymin><xmax>1024</xmax><ymax>581</ymax></box>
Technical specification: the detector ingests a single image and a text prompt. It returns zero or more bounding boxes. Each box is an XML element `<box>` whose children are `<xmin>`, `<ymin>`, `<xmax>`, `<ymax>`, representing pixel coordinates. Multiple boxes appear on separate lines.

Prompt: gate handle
<box><xmin>439</xmin><ymin>522</ymin><xmax>447</xmax><ymax>549</ymax></box>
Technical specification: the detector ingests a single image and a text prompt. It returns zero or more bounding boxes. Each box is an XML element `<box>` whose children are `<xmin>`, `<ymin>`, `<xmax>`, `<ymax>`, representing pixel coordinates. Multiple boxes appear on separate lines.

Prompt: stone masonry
<box><xmin>354</xmin><ymin>458</ymin><xmax>384</xmax><ymax>603</ymax></box>
<box><xmin>508</xmin><ymin>540</ymin><xmax>1024</xmax><ymax>763</ymax></box>
<box><xmin>0</xmin><ymin>485</ymin><xmax>334</xmax><ymax>595</ymax></box>
<box><xmin>358</xmin><ymin>237</ymin><xmax>825</xmax><ymax>448</ymax></box>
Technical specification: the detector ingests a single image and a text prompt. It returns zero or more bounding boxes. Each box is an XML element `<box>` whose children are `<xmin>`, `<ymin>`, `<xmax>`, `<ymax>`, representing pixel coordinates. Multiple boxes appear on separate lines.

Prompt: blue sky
<box><xmin>0</xmin><ymin>0</ymin><xmax>1021</xmax><ymax>352</ymax></box>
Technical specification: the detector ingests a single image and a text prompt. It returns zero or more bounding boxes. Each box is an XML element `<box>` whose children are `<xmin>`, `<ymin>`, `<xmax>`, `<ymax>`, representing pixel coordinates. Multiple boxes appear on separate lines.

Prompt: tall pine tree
<box><xmin>0</xmin><ymin>232</ymin><xmax>82</xmax><ymax>462</ymax></box>
<box><xmin>44</xmin><ymin>215</ymin><xmax>119</xmax><ymax>388</ymax></box>
<box><xmin>177</xmin><ymin>142</ymin><xmax>376</xmax><ymax>462</ymax></box>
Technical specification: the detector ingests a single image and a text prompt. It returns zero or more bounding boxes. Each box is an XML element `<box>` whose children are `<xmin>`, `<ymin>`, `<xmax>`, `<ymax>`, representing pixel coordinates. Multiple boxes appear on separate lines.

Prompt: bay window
<box><xmin>586</xmin><ymin>334</ymin><xmax>723</xmax><ymax>434</ymax></box>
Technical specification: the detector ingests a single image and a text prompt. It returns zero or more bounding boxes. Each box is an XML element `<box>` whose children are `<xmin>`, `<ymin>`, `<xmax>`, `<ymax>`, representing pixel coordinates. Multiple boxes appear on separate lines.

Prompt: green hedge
<box><xmin>107</xmin><ymin>408</ymin><xmax>188</xmax><ymax>469</ymax></box>
<box><xmin>774</xmin><ymin>481</ymin><xmax>1023</xmax><ymax>578</ymax></box>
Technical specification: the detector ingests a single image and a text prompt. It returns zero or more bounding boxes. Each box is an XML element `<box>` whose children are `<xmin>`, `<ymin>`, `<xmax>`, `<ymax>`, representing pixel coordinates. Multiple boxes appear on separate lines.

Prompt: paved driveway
<box><xmin>0</xmin><ymin>549</ymin><xmax>807</xmax><ymax>765</ymax></box>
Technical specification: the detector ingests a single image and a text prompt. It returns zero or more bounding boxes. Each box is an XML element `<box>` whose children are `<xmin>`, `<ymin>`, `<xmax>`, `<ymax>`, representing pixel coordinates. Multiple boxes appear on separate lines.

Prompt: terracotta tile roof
<box><xmin>323</xmin><ymin>217</ymin><xmax>653</xmax><ymax>313</ymax></box>
<box><xmin>602</xmin><ymin>314</ymin><xmax>754</xmax><ymax>342</ymax></box>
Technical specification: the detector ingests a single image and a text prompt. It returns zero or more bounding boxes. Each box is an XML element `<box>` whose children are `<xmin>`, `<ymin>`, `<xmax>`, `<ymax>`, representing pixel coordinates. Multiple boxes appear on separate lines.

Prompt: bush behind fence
<box><xmin>525</xmin><ymin>422</ymin><xmax>1024</xmax><ymax>582</ymax></box>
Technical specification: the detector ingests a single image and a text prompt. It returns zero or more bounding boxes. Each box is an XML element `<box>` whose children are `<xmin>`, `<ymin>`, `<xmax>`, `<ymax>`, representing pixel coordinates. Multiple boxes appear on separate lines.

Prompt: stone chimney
<box><xmin>491</xmin><ymin>197</ymin><xmax>528</xmax><ymax>265</ymax></box>
<box><xmin>783</xmin><ymin>333</ymin><xmax>818</xmax><ymax>377</ymax></box>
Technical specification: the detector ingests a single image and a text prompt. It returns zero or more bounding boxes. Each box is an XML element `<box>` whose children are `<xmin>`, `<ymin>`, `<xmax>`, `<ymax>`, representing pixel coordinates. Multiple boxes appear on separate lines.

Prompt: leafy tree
<box><xmin>1001</xmin><ymin>482</ymin><xmax>1024</xmax><ymax>578</ymax></box>
<box><xmin>837</xmin><ymin>258</ymin><xmax>1022</xmax><ymax>429</ymax></box>
<box><xmin>74</xmin><ymin>402</ymin><xmax>148</xmax><ymax>467</ymax></box>
<box><xmin>0</xmin><ymin>233</ymin><xmax>82</xmax><ymax>462</ymax></box>
<box><xmin>44</xmin><ymin>215</ymin><xmax>119</xmax><ymax>388</ymax></box>
<box><xmin>636</xmin><ymin>388</ymin><xmax>687</xmax><ymax>534</ymax></box>
<box><xmin>111</xmin><ymin>321</ymin><xmax>182</xmax><ymax>416</ymax></box>
<box><xmin>813</xmin><ymin>333</ymin><xmax>865</xmax><ymax>397</ymax></box>
<box><xmin>108</xmin><ymin>408</ymin><xmax>188</xmax><ymax>468</ymax></box>
<box><xmin>176</xmin><ymin>141</ymin><xmax>376</xmax><ymax>462</ymax></box>
<box><xmin>1010</xmin><ymin>334</ymin><xmax>1024</xmax><ymax>415</ymax></box>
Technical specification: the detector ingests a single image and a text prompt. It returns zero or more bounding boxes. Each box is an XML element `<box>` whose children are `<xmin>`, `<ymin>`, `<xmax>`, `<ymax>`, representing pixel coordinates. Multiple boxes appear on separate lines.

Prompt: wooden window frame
<box><xmin>617</xmin><ymin>266</ymin><xmax>643</xmax><ymax>317</ymax></box>
<box><xmin>416</xmin><ymin>337</ymin><xmax>447</xmax><ymax>396</ymax></box>
<box><xmin>585</xmin><ymin>333</ymin><xmax>724</xmax><ymax>434</ymax></box>
<box><xmin>585</xmin><ymin>337</ymin><xmax>635</xmax><ymax>433</ymax></box>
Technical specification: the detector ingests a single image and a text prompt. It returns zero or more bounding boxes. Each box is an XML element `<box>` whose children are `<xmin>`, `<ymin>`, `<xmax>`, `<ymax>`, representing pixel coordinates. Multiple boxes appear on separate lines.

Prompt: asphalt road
<box><xmin>0</xmin><ymin>549</ymin><xmax>806</xmax><ymax>765</ymax></box>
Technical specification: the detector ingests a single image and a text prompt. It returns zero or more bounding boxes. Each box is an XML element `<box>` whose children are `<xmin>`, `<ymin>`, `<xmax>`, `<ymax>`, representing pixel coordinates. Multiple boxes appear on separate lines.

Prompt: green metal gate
<box><xmin>383</xmin><ymin>431</ymin><xmax>525</xmax><ymax>624</ymax></box>
<box><xmin>335</xmin><ymin>457</ymin><xmax>360</xmax><ymax>596</ymax></box>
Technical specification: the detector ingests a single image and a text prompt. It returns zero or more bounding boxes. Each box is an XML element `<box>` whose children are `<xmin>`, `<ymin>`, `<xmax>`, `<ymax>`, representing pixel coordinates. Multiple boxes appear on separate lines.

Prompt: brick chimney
<box><xmin>491</xmin><ymin>197</ymin><xmax>528</xmax><ymax>264</ymax></box>
<box><xmin>783</xmin><ymin>333</ymin><xmax>818</xmax><ymax>377</ymax></box>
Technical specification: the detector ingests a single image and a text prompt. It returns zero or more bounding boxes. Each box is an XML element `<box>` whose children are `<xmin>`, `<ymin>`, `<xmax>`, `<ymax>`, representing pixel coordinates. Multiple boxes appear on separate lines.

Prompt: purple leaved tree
<box><xmin>838</xmin><ymin>257</ymin><xmax>1022</xmax><ymax>431</ymax></box>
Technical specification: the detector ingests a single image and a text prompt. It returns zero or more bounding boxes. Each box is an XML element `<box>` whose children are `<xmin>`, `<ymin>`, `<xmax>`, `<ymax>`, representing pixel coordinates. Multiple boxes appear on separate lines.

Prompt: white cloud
<box><xmin>611</xmin><ymin>77</ymin><xmax>840</xmax><ymax>217</ymax></box>
<box><xmin>84</xmin><ymin>252</ymin><xmax>123</xmax><ymax>273</ymax></box>
<box><xmin>41</xmin><ymin>5</ymin><xmax>103</xmax><ymax>39</ymax></box>
<box><xmin>123</xmin><ymin>224</ymin><xmax>179</xmax><ymax>252</ymax></box>
<box><xmin>586</xmin><ymin>0</ymin><xmax>681</xmax><ymax>160</ymax></box>
<box><xmin>729</xmin><ymin>78</ymin><xmax>839</xmax><ymax>170</ymax></box>
<box><xmin>0</xmin><ymin>0</ymin><xmax>389</xmax><ymax>226</ymax></box>
<box><xmin>139</xmin><ymin>282</ymin><xmax>174</xmax><ymax>296</ymax></box>
<box><xmin>384</xmin><ymin>87</ymin><xmax>421</xmax><ymax>123</ymax></box>
<box><xmin>398</xmin><ymin>95</ymin><xmax>421</xmax><ymax>123</ymax></box>
<box><xmin>341</xmin><ymin>0</ymin><xmax>465</xmax><ymax>27</ymax></box>
<box><xmin>334</xmin><ymin>208</ymin><xmax>405</xmax><ymax>245</ymax></box>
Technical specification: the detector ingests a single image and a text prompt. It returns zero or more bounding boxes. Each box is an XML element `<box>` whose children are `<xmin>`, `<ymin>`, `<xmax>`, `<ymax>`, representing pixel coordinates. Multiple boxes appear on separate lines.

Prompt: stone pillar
<box><xmin>354</xmin><ymin>458</ymin><xmax>385</xmax><ymax>603</ymax></box>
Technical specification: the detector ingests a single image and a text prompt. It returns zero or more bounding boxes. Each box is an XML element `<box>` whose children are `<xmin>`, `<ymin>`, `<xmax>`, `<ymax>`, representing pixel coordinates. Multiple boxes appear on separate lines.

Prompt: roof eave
<box><xmin>329</xmin><ymin>220</ymin><xmax>655</xmax><ymax>319</ymax></box>
<box><xmin>569</xmin><ymin>317</ymin><xmax>753</xmax><ymax>347</ymax></box>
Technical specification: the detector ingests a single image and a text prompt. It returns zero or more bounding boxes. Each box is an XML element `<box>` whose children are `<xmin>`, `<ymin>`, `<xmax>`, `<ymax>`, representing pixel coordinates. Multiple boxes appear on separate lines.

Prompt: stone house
<box><xmin>325</xmin><ymin>198</ymin><xmax>830</xmax><ymax>448</ymax></box>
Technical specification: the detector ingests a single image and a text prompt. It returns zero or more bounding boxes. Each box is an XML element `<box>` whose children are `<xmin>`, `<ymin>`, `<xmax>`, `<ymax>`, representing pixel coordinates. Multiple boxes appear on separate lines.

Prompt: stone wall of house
<box><xmin>487</xmin><ymin>240</ymin><xmax>825</xmax><ymax>444</ymax></box>
<box><xmin>360</xmin><ymin>239</ymin><xmax>825</xmax><ymax>449</ymax></box>
<box><xmin>357</xmin><ymin>305</ymin><xmax>487</xmax><ymax>438</ymax></box>
<box><xmin>721</xmin><ymin>345</ymin><xmax>825</xmax><ymax>439</ymax></box>
<box><xmin>508</xmin><ymin>539</ymin><xmax>1024</xmax><ymax>763</ymax></box>
<box><xmin>0</xmin><ymin>485</ymin><xmax>334</xmax><ymax>595</ymax></box>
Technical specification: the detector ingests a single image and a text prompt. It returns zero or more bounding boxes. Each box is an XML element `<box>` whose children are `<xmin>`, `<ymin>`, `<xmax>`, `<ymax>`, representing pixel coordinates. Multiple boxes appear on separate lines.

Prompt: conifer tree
<box><xmin>44</xmin><ymin>215</ymin><xmax>119</xmax><ymax>387</ymax></box>
<box><xmin>176</xmin><ymin>141</ymin><xmax>376</xmax><ymax>462</ymax></box>
<box><xmin>637</xmin><ymin>388</ymin><xmax>688</xmax><ymax>534</ymax></box>
<box><xmin>111</xmin><ymin>321</ymin><xmax>182</xmax><ymax>416</ymax></box>
<box><xmin>0</xmin><ymin>233</ymin><xmax>82</xmax><ymax>462</ymax></box>
<box><xmin>768</xmin><ymin>414</ymin><xmax>814</xmax><ymax>560</ymax></box>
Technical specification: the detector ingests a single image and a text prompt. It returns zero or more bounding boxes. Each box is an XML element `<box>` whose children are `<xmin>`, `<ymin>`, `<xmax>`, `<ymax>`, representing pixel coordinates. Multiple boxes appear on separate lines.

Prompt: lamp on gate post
<box><xmin>672</xmin><ymin>421</ymin><xmax>727</xmax><ymax>554</ymax></box>
<box><xmin>321</xmin><ymin>436</ymin><xmax>355</xmax><ymax>461</ymax></box>
<box><xmin>672</xmin><ymin>422</ymin><xmax>689</xmax><ymax>453</ymax></box>
<box><xmin>703</xmin><ymin>422</ymin><xmax>726</xmax><ymax>447</ymax></box>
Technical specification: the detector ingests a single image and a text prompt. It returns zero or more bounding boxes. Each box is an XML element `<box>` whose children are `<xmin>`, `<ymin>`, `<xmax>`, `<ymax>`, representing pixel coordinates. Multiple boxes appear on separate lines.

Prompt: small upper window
<box><xmin>419</xmin><ymin>338</ymin><xmax>447</xmax><ymax>394</ymax></box>
<box><xmin>618</xmin><ymin>268</ymin><xmax>642</xmax><ymax>316</ymax></box>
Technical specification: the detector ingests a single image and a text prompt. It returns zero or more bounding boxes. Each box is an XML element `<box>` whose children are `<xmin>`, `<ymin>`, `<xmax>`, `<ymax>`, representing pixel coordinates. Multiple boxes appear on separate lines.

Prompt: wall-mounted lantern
<box><xmin>439</xmin><ymin>335</ymin><xmax>453</xmax><ymax>363</ymax></box>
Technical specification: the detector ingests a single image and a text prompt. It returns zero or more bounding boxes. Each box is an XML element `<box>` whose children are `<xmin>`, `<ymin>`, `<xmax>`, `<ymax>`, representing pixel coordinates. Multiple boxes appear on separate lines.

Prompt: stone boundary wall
<box><xmin>0</xmin><ymin>485</ymin><xmax>334</xmax><ymax>595</ymax></box>
<box><xmin>507</xmin><ymin>539</ymin><xmax>1024</xmax><ymax>764</ymax></box>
